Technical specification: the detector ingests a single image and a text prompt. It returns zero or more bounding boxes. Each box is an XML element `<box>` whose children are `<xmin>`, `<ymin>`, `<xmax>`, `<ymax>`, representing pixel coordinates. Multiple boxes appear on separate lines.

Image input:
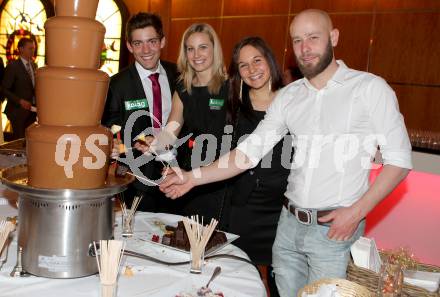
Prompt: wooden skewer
<box><xmin>125</xmin><ymin>172</ymin><xmax>160</xmax><ymax>186</ymax></box>
<box><xmin>0</xmin><ymin>221</ymin><xmax>15</xmax><ymax>254</ymax></box>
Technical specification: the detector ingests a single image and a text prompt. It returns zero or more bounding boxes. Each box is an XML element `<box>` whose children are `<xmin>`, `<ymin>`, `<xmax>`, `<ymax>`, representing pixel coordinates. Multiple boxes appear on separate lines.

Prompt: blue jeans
<box><xmin>272</xmin><ymin>206</ymin><xmax>365</xmax><ymax>297</ymax></box>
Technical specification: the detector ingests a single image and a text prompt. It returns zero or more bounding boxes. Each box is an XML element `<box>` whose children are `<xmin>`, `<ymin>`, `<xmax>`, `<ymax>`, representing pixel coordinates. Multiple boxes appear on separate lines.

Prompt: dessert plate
<box><xmin>117</xmin><ymin>213</ymin><xmax>239</xmax><ymax>258</ymax></box>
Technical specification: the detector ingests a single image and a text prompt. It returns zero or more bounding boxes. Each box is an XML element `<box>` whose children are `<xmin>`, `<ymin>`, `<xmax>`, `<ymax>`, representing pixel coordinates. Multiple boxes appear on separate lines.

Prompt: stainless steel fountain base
<box><xmin>0</xmin><ymin>164</ymin><xmax>132</xmax><ymax>278</ymax></box>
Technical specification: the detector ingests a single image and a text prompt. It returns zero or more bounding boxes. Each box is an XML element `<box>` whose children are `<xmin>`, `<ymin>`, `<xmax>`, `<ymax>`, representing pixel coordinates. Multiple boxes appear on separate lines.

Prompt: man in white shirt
<box><xmin>159</xmin><ymin>9</ymin><xmax>412</xmax><ymax>296</ymax></box>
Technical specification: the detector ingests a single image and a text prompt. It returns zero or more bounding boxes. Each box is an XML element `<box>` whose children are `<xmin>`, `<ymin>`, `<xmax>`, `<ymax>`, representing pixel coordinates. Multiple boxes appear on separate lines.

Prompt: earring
<box><xmin>268</xmin><ymin>77</ymin><xmax>272</xmax><ymax>92</ymax></box>
<box><xmin>239</xmin><ymin>79</ymin><xmax>243</xmax><ymax>100</ymax></box>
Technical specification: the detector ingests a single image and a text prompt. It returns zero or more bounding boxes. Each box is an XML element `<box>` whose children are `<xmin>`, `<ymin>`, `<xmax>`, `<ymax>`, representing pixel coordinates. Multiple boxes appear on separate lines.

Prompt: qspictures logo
<box><xmin>54</xmin><ymin>133</ymin><xmax>109</xmax><ymax>178</ymax></box>
<box><xmin>53</xmin><ymin>110</ymin><xmax>388</xmax><ymax>185</ymax></box>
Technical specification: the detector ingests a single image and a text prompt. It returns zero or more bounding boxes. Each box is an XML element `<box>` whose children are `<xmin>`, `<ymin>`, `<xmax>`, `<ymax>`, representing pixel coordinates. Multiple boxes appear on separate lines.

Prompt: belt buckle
<box><xmin>294</xmin><ymin>207</ymin><xmax>312</xmax><ymax>225</ymax></box>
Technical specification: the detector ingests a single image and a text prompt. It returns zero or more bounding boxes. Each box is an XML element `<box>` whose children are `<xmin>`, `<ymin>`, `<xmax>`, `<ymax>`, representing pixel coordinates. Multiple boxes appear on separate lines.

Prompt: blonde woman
<box><xmin>172</xmin><ymin>23</ymin><xmax>230</xmax><ymax>225</ymax></box>
<box><xmin>139</xmin><ymin>23</ymin><xmax>230</xmax><ymax>225</ymax></box>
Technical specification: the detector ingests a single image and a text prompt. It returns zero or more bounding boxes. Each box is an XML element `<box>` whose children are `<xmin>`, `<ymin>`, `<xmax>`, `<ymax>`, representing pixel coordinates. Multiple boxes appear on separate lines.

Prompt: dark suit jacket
<box><xmin>102</xmin><ymin>60</ymin><xmax>178</xmax><ymax>193</ymax></box>
<box><xmin>1</xmin><ymin>58</ymin><xmax>36</xmax><ymax>139</ymax></box>
<box><xmin>2</xmin><ymin>58</ymin><xmax>35</xmax><ymax>117</ymax></box>
<box><xmin>0</xmin><ymin>57</ymin><xmax>5</xmax><ymax>85</ymax></box>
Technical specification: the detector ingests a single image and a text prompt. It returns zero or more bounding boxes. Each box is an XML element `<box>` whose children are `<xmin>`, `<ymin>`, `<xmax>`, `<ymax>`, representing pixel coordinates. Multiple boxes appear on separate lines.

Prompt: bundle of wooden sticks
<box><xmin>182</xmin><ymin>216</ymin><xmax>218</xmax><ymax>273</ymax></box>
<box><xmin>94</xmin><ymin>240</ymin><xmax>125</xmax><ymax>297</ymax></box>
<box><xmin>0</xmin><ymin>220</ymin><xmax>15</xmax><ymax>256</ymax></box>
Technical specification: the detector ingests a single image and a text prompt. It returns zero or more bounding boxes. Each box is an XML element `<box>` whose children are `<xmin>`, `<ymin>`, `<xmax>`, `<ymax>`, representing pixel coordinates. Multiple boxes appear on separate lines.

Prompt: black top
<box><xmin>228</xmin><ymin>97</ymin><xmax>292</xmax><ymax>265</ymax></box>
<box><xmin>231</xmin><ymin>108</ymin><xmax>291</xmax><ymax>206</ymax></box>
<box><xmin>175</xmin><ymin>80</ymin><xmax>230</xmax><ymax>226</ymax></box>
<box><xmin>177</xmin><ymin>81</ymin><xmax>229</xmax><ymax>170</ymax></box>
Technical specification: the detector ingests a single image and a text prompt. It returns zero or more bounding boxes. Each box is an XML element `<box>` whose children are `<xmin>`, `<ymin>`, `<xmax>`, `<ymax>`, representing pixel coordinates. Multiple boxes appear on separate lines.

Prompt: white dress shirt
<box><xmin>237</xmin><ymin>61</ymin><xmax>412</xmax><ymax>209</ymax></box>
<box><xmin>135</xmin><ymin>61</ymin><xmax>172</xmax><ymax>127</ymax></box>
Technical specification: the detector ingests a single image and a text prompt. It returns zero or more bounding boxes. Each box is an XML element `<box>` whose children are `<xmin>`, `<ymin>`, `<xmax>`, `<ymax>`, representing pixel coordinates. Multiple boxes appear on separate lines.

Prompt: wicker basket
<box><xmin>298</xmin><ymin>278</ymin><xmax>373</xmax><ymax>297</ymax></box>
<box><xmin>347</xmin><ymin>253</ymin><xmax>440</xmax><ymax>297</ymax></box>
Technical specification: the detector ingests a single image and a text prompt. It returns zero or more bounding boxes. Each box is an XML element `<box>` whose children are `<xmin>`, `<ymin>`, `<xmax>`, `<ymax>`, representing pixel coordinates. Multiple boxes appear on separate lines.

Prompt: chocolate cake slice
<box><xmin>161</xmin><ymin>221</ymin><xmax>227</xmax><ymax>252</ymax></box>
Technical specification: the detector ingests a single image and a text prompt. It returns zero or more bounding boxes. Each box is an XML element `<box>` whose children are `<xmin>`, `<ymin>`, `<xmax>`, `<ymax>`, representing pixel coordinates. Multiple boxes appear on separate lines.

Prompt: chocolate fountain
<box><xmin>0</xmin><ymin>0</ymin><xmax>132</xmax><ymax>278</ymax></box>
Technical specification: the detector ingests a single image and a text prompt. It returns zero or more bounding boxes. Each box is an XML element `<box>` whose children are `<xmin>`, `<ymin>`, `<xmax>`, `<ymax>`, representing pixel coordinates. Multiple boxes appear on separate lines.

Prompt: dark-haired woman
<box><xmin>226</xmin><ymin>37</ymin><xmax>292</xmax><ymax>296</ymax></box>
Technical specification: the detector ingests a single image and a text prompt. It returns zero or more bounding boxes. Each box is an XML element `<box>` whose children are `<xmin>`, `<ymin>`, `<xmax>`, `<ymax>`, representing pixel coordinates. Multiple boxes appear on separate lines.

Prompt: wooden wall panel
<box><xmin>123</xmin><ymin>0</ymin><xmax>149</xmax><ymax>14</ymax></box>
<box><xmin>283</xmin><ymin>15</ymin><xmax>296</xmax><ymax>69</ymax></box>
<box><xmin>223</xmin><ymin>0</ymin><xmax>289</xmax><ymax>16</ymax></box>
<box><xmin>149</xmin><ymin>0</ymin><xmax>172</xmax><ymax>57</ymax></box>
<box><xmin>377</xmin><ymin>0</ymin><xmax>440</xmax><ymax>11</ymax></box>
<box><xmin>291</xmin><ymin>0</ymin><xmax>375</xmax><ymax>13</ymax></box>
<box><xmin>392</xmin><ymin>85</ymin><xmax>440</xmax><ymax>131</ymax></box>
<box><xmin>171</xmin><ymin>0</ymin><xmax>222</xmax><ymax>18</ymax></box>
<box><xmin>370</xmin><ymin>12</ymin><xmax>440</xmax><ymax>85</ymax></box>
<box><xmin>166</xmin><ymin>19</ymin><xmax>222</xmax><ymax>64</ymax></box>
<box><xmin>221</xmin><ymin>16</ymin><xmax>288</xmax><ymax>67</ymax></box>
<box><xmin>331</xmin><ymin>14</ymin><xmax>373</xmax><ymax>71</ymax></box>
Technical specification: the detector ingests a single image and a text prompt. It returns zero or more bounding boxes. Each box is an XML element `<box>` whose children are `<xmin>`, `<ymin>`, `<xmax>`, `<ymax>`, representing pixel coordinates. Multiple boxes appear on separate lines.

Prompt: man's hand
<box><xmin>19</xmin><ymin>99</ymin><xmax>31</xmax><ymax>110</ymax></box>
<box><xmin>159</xmin><ymin>170</ymin><xmax>194</xmax><ymax>199</ymax></box>
<box><xmin>134</xmin><ymin>135</ymin><xmax>154</xmax><ymax>153</ymax></box>
<box><xmin>318</xmin><ymin>205</ymin><xmax>363</xmax><ymax>241</ymax></box>
<box><xmin>111</xmin><ymin>138</ymin><xmax>125</xmax><ymax>159</ymax></box>
<box><xmin>319</xmin><ymin>165</ymin><xmax>409</xmax><ymax>241</ymax></box>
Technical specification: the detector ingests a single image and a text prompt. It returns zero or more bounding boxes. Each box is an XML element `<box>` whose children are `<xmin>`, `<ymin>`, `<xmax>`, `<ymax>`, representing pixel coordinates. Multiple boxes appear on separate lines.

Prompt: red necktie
<box><xmin>149</xmin><ymin>73</ymin><xmax>162</xmax><ymax>128</ymax></box>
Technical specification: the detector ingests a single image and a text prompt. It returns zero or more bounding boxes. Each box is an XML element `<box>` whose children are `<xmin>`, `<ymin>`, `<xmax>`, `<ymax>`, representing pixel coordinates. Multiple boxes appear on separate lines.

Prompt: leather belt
<box><xmin>283</xmin><ymin>198</ymin><xmax>333</xmax><ymax>226</ymax></box>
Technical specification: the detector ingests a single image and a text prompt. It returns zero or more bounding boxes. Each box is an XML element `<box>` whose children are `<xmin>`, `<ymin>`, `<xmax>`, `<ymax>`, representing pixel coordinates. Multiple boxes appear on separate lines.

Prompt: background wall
<box><xmin>127</xmin><ymin>0</ymin><xmax>440</xmax><ymax>133</ymax></box>
<box><xmin>366</xmin><ymin>166</ymin><xmax>440</xmax><ymax>266</ymax></box>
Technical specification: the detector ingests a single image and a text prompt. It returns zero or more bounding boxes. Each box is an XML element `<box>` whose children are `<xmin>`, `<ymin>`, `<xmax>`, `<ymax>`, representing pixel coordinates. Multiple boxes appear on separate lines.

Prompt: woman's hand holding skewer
<box><xmin>159</xmin><ymin>170</ymin><xmax>194</xmax><ymax>199</ymax></box>
<box><xmin>110</xmin><ymin>138</ymin><xmax>123</xmax><ymax>159</ymax></box>
<box><xmin>133</xmin><ymin>135</ymin><xmax>155</xmax><ymax>153</ymax></box>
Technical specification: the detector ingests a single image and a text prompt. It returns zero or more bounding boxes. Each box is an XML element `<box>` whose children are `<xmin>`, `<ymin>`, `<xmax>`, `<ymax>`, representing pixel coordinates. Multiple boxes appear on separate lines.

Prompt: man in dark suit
<box><xmin>0</xmin><ymin>57</ymin><xmax>5</xmax><ymax>83</ymax></box>
<box><xmin>2</xmin><ymin>38</ymin><xmax>36</xmax><ymax>140</ymax></box>
<box><xmin>102</xmin><ymin>12</ymin><xmax>178</xmax><ymax>212</ymax></box>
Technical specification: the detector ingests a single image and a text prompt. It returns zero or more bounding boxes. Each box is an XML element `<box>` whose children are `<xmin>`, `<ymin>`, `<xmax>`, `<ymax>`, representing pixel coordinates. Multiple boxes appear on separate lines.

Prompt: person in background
<box><xmin>282</xmin><ymin>65</ymin><xmax>302</xmax><ymax>85</ymax></box>
<box><xmin>137</xmin><ymin>23</ymin><xmax>230</xmax><ymax>227</ymax></box>
<box><xmin>102</xmin><ymin>12</ymin><xmax>178</xmax><ymax>212</ymax></box>
<box><xmin>0</xmin><ymin>57</ymin><xmax>5</xmax><ymax>83</ymax></box>
<box><xmin>226</xmin><ymin>36</ymin><xmax>291</xmax><ymax>297</ymax></box>
<box><xmin>2</xmin><ymin>38</ymin><xmax>36</xmax><ymax>140</ymax></box>
<box><xmin>159</xmin><ymin>9</ymin><xmax>412</xmax><ymax>296</ymax></box>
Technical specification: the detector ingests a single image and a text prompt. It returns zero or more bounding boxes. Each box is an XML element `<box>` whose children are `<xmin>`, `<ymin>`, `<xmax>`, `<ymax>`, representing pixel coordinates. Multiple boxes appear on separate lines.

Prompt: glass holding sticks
<box><xmin>94</xmin><ymin>240</ymin><xmax>124</xmax><ymax>297</ymax></box>
<box><xmin>190</xmin><ymin>246</ymin><xmax>205</xmax><ymax>274</ymax></box>
<box><xmin>120</xmin><ymin>196</ymin><xmax>142</xmax><ymax>238</ymax></box>
<box><xmin>121</xmin><ymin>212</ymin><xmax>135</xmax><ymax>238</ymax></box>
<box><xmin>100</xmin><ymin>283</ymin><xmax>117</xmax><ymax>297</ymax></box>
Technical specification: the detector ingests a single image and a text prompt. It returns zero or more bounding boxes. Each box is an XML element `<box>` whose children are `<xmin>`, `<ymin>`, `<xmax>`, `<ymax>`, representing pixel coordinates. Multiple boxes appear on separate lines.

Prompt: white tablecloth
<box><xmin>0</xmin><ymin>192</ymin><xmax>266</xmax><ymax>297</ymax></box>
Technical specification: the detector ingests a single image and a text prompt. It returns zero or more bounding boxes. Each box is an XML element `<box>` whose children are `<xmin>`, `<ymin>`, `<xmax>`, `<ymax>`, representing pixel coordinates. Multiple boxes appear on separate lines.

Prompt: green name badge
<box><xmin>124</xmin><ymin>99</ymin><xmax>148</xmax><ymax>111</ymax></box>
<box><xmin>209</xmin><ymin>98</ymin><xmax>224</xmax><ymax>110</ymax></box>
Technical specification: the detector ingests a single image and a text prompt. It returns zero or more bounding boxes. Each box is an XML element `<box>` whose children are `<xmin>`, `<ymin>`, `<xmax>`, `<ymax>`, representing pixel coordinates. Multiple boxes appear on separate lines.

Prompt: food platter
<box><xmin>118</xmin><ymin>214</ymin><xmax>239</xmax><ymax>258</ymax></box>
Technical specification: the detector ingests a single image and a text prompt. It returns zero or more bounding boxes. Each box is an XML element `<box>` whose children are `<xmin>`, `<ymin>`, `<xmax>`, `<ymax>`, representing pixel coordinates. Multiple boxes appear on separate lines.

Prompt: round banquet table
<box><xmin>0</xmin><ymin>192</ymin><xmax>267</xmax><ymax>297</ymax></box>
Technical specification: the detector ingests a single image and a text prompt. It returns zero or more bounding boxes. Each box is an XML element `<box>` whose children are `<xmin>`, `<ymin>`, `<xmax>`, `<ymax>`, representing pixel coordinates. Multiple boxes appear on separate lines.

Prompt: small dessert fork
<box><xmin>201</xmin><ymin>266</ymin><xmax>221</xmax><ymax>293</ymax></box>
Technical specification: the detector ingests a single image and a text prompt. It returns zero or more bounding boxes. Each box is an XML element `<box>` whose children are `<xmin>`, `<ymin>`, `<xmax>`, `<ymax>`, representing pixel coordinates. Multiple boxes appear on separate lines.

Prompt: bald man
<box><xmin>159</xmin><ymin>9</ymin><xmax>412</xmax><ymax>296</ymax></box>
